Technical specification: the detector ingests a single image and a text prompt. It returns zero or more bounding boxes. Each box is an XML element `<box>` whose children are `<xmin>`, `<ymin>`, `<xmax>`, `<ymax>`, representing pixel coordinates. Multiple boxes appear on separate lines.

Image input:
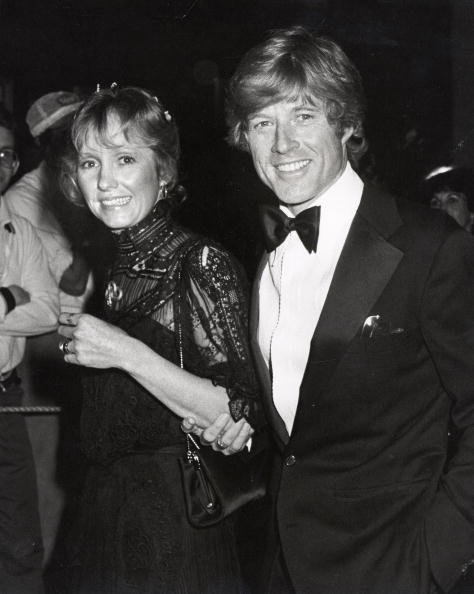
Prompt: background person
<box><xmin>0</xmin><ymin>103</ymin><xmax>59</xmax><ymax>594</ymax></box>
<box><xmin>423</xmin><ymin>165</ymin><xmax>474</xmax><ymax>233</ymax></box>
<box><xmin>51</xmin><ymin>85</ymin><xmax>261</xmax><ymax>594</ymax></box>
<box><xmin>4</xmin><ymin>91</ymin><xmax>91</xmax><ymax>312</ymax></box>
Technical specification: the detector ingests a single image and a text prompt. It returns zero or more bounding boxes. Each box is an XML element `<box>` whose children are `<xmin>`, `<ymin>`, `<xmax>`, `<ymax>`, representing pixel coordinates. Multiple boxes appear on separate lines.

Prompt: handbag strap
<box><xmin>174</xmin><ymin>236</ymin><xmax>206</xmax><ymax>456</ymax></box>
<box><xmin>174</xmin><ymin>236</ymin><xmax>204</xmax><ymax>370</ymax></box>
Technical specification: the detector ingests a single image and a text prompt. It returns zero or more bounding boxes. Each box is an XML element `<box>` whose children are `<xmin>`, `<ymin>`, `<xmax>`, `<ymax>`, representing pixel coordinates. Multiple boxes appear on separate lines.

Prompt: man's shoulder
<box><xmin>3</xmin><ymin>208</ymin><xmax>42</xmax><ymax>241</ymax></box>
<box><xmin>363</xmin><ymin>183</ymin><xmax>460</xmax><ymax>240</ymax></box>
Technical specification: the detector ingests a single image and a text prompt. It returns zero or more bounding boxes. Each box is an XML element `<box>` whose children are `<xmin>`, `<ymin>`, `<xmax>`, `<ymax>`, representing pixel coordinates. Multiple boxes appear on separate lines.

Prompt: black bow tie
<box><xmin>259</xmin><ymin>204</ymin><xmax>321</xmax><ymax>253</ymax></box>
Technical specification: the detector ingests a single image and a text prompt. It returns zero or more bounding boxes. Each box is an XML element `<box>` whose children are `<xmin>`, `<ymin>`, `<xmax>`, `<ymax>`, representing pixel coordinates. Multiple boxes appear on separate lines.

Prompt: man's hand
<box><xmin>181</xmin><ymin>413</ymin><xmax>254</xmax><ymax>456</ymax></box>
<box><xmin>7</xmin><ymin>285</ymin><xmax>30</xmax><ymax>306</ymax></box>
<box><xmin>59</xmin><ymin>253</ymin><xmax>90</xmax><ymax>296</ymax></box>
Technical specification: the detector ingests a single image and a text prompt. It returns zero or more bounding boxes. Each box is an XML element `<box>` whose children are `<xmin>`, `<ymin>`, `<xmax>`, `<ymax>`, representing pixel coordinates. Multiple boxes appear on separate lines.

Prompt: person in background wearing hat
<box><xmin>0</xmin><ymin>103</ymin><xmax>59</xmax><ymax>594</ymax></box>
<box><xmin>423</xmin><ymin>165</ymin><xmax>474</xmax><ymax>233</ymax></box>
<box><xmin>3</xmin><ymin>91</ymin><xmax>94</xmax><ymax>568</ymax></box>
<box><xmin>4</xmin><ymin>91</ymin><xmax>91</xmax><ymax>313</ymax></box>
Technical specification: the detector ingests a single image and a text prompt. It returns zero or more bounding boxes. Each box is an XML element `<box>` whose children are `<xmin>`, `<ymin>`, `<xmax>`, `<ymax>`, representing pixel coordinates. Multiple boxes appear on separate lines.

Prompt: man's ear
<box><xmin>341</xmin><ymin>126</ymin><xmax>354</xmax><ymax>145</ymax></box>
<box><xmin>11</xmin><ymin>158</ymin><xmax>19</xmax><ymax>178</ymax></box>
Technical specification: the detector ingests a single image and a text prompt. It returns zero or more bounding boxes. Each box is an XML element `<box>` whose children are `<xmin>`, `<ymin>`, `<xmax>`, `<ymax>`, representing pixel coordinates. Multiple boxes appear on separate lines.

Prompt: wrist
<box><xmin>0</xmin><ymin>287</ymin><xmax>16</xmax><ymax>313</ymax></box>
<box><xmin>116</xmin><ymin>334</ymin><xmax>140</xmax><ymax>373</ymax></box>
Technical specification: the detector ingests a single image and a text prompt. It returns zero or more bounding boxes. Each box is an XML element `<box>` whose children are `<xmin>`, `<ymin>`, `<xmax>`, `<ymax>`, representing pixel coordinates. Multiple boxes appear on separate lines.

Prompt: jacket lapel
<box><xmin>293</xmin><ymin>187</ymin><xmax>405</xmax><ymax>433</ymax></box>
<box><xmin>250</xmin><ymin>254</ymin><xmax>290</xmax><ymax>448</ymax></box>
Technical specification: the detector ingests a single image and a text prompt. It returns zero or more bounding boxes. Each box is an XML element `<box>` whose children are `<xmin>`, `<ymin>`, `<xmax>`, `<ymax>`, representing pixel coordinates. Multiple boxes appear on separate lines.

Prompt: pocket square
<box><xmin>362</xmin><ymin>315</ymin><xmax>404</xmax><ymax>338</ymax></box>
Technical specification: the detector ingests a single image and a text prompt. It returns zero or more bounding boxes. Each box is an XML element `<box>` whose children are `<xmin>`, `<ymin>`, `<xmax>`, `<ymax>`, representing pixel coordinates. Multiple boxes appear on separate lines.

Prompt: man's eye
<box><xmin>120</xmin><ymin>155</ymin><xmax>136</xmax><ymax>164</ymax></box>
<box><xmin>252</xmin><ymin>120</ymin><xmax>272</xmax><ymax>130</ymax></box>
<box><xmin>296</xmin><ymin>113</ymin><xmax>314</xmax><ymax>122</ymax></box>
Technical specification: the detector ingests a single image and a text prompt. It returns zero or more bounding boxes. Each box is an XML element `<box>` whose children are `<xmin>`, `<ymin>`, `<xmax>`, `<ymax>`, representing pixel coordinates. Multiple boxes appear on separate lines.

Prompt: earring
<box><xmin>160</xmin><ymin>183</ymin><xmax>168</xmax><ymax>200</ymax></box>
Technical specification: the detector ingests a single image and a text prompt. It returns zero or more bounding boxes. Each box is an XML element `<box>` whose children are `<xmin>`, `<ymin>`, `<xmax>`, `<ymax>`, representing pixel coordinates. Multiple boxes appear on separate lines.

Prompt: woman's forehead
<box><xmin>77</xmin><ymin>117</ymin><xmax>145</xmax><ymax>152</ymax></box>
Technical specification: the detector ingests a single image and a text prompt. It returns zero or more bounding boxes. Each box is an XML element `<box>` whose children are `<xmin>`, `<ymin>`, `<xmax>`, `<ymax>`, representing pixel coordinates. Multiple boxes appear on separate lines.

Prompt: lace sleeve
<box><xmin>178</xmin><ymin>242</ymin><xmax>264</xmax><ymax>430</ymax></box>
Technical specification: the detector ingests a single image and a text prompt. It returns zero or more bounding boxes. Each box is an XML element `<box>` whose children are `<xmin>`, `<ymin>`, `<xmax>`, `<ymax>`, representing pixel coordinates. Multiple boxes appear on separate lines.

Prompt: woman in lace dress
<box><xmin>52</xmin><ymin>86</ymin><xmax>263</xmax><ymax>594</ymax></box>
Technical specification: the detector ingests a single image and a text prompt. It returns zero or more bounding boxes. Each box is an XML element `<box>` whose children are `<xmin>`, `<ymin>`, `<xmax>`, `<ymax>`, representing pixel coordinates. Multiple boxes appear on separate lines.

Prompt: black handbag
<box><xmin>179</xmin><ymin>433</ymin><xmax>266</xmax><ymax>527</ymax></box>
<box><xmin>175</xmin><ymin>239</ymin><xmax>266</xmax><ymax>528</ymax></box>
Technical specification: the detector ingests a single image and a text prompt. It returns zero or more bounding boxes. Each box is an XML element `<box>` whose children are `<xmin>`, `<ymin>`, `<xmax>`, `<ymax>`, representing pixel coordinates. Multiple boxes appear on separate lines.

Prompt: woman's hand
<box><xmin>58</xmin><ymin>312</ymin><xmax>129</xmax><ymax>369</ymax></box>
<box><xmin>181</xmin><ymin>413</ymin><xmax>254</xmax><ymax>456</ymax></box>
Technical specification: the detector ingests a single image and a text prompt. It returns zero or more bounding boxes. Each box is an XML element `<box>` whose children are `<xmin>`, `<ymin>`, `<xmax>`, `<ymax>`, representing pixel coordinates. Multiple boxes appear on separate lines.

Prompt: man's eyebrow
<box><xmin>248</xmin><ymin>110</ymin><xmax>271</xmax><ymax>119</ymax></box>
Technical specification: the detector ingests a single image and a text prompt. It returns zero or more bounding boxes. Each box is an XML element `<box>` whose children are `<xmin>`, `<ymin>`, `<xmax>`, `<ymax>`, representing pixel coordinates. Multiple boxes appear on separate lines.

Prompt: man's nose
<box><xmin>271</xmin><ymin>124</ymin><xmax>299</xmax><ymax>154</ymax></box>
<box><xmin>98</xmin><ymin>163</ymin><xmax>118</xmax><ymax>190</ymax></box>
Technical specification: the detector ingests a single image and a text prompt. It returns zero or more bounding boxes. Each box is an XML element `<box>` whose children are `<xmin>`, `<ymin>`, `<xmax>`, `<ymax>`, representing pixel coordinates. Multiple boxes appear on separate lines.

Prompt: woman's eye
<box><xmin>79</xmin><ymin>160</ymin><xmax>97</xmax><ymax>169</ymax></box>
<box><xmin>120</xmin><ymin>155</ymin><xmax>136</xmax><ymax>165</ymax></box>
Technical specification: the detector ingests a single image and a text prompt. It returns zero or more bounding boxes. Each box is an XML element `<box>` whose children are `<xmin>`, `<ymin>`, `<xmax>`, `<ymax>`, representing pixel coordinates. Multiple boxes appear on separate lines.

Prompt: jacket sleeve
<box><xmin>421</xmin><ymin>227</ymin><xmax>474</xmax><ymax>592</ymax></box>
<box><xmin>0</xmin><ymin>218</ymin><xmax>59</xmax><ymax>336</ymax></box>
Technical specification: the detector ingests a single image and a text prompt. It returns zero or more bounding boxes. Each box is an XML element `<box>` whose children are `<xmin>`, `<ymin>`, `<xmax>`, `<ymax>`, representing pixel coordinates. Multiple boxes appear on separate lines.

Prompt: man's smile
<box><xmin>275</xmin><ymin>159</ymin><xmax>311</xmax><ymax>173</ymax></box>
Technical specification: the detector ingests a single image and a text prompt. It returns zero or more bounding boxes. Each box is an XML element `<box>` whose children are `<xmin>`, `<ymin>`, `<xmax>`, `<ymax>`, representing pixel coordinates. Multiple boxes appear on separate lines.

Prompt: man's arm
<box><xmin>422</xmin><ymin>228</ymin><xmax>474</xmax><ymax>591</ymax></box>
<box><xmin>0</xmin><ymin>219</ymin><xmax>59</xmax><ymax>336</ymax></box>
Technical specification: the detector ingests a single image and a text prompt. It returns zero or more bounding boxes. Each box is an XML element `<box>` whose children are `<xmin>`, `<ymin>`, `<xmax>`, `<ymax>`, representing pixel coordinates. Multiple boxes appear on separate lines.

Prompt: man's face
<box><xmin>430</xmin><ymin>191</ymin><xmax>473</xmax><ymax>230</ymax></box>
<box><xmin>0</xmin><ymin>126</ymin><xmax>18</xmax><ymax>194</ymax></box>
<box><xmin>245</xmin><ymin>97</ymin><xmax>353</xmax><ymax>215</ymax></box>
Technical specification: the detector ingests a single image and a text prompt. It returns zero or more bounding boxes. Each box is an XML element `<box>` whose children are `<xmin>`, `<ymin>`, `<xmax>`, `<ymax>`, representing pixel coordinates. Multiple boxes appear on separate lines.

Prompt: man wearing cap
<box><xmin>4</xmin><ymin>91</ymin><xmax>90</xmax><ymax>313</ymax></box>
<box><xmin>0</xmin><ymin>103</ymin><xmax>59</xmax><ymax>593</ymax></box>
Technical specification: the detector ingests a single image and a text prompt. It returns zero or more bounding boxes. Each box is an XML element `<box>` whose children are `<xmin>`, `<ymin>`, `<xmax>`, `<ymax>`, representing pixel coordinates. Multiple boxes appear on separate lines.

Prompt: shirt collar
<box><xmin>0</xmin><ymin>197</ymin><xmax>13</xmax><ymax>227</ymax></box>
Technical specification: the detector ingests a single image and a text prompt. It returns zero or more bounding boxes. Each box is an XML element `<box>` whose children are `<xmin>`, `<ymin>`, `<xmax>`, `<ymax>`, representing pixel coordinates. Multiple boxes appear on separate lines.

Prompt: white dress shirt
<box><xmin>258</xmin><ymin>162</ymin><xmax>363</xmax><ymax>433</ymax></box>
<box><xmin>0</xmin><ymin>199</ymin><xmax>59</xmax><ymax>373</ymax></box>
<box><xmin>4</xmin><ymin>163</ymin><xmax>91</xmax><ymax>313</ymax></box>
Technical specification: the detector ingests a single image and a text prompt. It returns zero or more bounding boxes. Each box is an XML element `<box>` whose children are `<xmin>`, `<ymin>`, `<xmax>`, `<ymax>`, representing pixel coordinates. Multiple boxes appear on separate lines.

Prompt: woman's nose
<box><xmin>97</xmin><ymin>163</ymin><xmax>118</xmax><ymax>190</ymax></box>
<box><xmin>271</xmin><ymin>124</ymin><xmax>299</xmax><ymax>154</ymax></box>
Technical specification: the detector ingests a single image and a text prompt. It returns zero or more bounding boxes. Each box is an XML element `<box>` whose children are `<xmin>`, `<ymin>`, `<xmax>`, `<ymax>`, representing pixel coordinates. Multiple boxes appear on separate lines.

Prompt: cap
<box><xmin>26</xmin><ymin>91</ymin><xmax>82</xmax><ymax>138</ymax></box>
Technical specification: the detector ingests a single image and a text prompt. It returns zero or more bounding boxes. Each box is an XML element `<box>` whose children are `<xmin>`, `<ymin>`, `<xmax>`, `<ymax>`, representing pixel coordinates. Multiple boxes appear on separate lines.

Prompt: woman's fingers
<box><xmin>199</xmin><ymin>413</ymin><xmax>231</xmax><ymax>446</ymax></box>
<box><xmin>225</xmin><ymin>422</ymin><xmax>254</xmax><ymax>454</ymax></box>
<box><xmin>180</xmin><ymin>417</ymin><xmax>203</xmax><ymax>437</ymax></box>
<box><xmin>59</xmin><ymin>312</ymin><xmax>79</xmax><ymax>326</ymax></box>
<box><xmin>213</xmin><ymin>420</ymin><xmax>254</xmax><ymax>455</ymax></box>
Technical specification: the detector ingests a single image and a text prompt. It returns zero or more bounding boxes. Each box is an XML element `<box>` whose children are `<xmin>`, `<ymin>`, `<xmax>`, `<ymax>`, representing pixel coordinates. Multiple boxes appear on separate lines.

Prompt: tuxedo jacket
<box><xmin>250</xmin><ymin>186</ymin><xmax>474</xmax><ymax>594</ymax></box>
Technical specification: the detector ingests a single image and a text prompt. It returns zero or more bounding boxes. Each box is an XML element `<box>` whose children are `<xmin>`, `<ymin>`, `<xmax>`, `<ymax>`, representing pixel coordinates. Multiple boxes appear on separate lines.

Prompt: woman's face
<box><xmin>76</xmin><ymin>115</ymin><xmax>161</xmax><ymax>230</ymax></box>
<box><xmin>430</xmin><ymin>190</ymin><xmax>472</xmax><ymax>230</ymax></box>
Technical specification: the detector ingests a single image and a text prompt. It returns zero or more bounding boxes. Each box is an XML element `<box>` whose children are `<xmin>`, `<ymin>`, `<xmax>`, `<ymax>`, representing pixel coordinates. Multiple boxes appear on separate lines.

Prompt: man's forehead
<box><xmin>249</xmin><ymin>95</ymin><xmax>324</xmax><ymax>117</ymax></box>
<box><xmin>0</xmin><ymin>126</ymin><xmax>14</xmax><ymax>149</ymax></box>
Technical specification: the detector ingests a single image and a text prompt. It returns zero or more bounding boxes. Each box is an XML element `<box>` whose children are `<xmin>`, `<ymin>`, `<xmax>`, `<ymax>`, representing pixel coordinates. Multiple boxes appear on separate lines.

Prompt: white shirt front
<box><xmin>4</xmin><ymin>163</ymin><xmax>90</xmax><ymax>312</ymax></box>
<box><xmin>258</xmin><ymin>162</ymin><xmax>363</xmax><ymax>434</ymax></box>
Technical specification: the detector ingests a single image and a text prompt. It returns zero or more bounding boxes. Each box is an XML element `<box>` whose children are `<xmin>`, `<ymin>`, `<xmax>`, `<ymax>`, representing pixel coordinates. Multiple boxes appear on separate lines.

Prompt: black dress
<box><xmin>57</xmin><ymin>200</ymin><xmax>262</xmax><ymax>594</ymax></box>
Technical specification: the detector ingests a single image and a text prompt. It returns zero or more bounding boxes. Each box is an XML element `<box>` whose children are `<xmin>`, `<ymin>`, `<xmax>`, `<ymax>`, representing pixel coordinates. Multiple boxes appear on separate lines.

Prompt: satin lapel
<box><xmin>250</xmin><ymin>253</ymin><xmax>290</xmax><ymax>448</ymax></box>
<box><xmin>295</xmin><ymin>188</ymin><xmax>405</xmax><ymax>428</ymax></box>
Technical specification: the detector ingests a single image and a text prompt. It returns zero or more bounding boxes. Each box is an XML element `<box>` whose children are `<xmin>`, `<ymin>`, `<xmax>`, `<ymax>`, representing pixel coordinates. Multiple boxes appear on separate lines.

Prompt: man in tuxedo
<box><xmin>186</xmin><ymin>26</ymin><xmax>474</xmax><ymax>593</ymax></box>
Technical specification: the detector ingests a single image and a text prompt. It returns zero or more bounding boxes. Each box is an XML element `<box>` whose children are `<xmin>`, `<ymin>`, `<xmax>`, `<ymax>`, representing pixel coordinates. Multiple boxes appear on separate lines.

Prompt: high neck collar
<box><xmin>114</xmin><ymin>199</ymin><xmax>173</xmax><ymax>255</ymax></box>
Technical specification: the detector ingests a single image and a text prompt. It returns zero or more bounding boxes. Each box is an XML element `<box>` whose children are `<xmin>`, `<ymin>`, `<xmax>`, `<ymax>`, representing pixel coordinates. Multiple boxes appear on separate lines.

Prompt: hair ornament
<box><xmin>110</xmin><ymin>82</ymin><xmax>118</xmax><ymax>90</ymax></box>
<box><xmin>95</xmin><ymin>83</ymin><xmax>101</xmax><ymax>93</ymax></box>
<box><xmin>164</xmin><ymin>110</ymin><xmax>172</xmax><ymax>122</ymax></box>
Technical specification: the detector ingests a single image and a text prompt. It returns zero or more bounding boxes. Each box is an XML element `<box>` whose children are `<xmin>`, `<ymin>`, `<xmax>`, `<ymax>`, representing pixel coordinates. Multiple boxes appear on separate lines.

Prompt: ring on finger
<box><xmin>216</xmin><ymin>438</ymin><xmax>227</xmax><ymax>450</ymax></box>
<box><xmin>59</xmin><ymin>339</ymin><xmax>71</xmax><ymax>355</ymax></box>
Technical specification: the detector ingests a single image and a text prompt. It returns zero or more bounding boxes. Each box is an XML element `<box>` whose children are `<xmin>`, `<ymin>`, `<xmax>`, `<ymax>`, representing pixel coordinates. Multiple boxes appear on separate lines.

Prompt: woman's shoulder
<box><xmin>176</xmin><ymin>231</ymin><xmax>248</xmax><ymax>291</ymax></box>
<box><xmin>185</xmin><ymin>235</ymin><xmax>241</xmax><ymax>271</ymax></box>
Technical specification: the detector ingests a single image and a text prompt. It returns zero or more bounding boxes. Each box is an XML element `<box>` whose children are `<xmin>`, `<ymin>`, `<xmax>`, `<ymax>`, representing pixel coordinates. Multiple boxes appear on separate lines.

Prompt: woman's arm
<box><xmin>58</xmin><ymin>312</ymin><xmax>247</xmax><ymax>430</ymax></box>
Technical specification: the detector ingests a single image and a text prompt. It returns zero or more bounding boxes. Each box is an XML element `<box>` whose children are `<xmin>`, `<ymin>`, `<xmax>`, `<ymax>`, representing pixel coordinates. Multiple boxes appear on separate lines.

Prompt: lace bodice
<box><xmin>80</xmin><ymin>200</ymin><xmax>262</xmax><ymax>464</ymax></box>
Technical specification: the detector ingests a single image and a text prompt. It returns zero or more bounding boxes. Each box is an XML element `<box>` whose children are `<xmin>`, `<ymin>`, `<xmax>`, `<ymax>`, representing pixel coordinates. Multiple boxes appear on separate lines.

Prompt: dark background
<box><xmin>1</xmin><ymin>0</ymin><xmax>473</xmax><ymax>273</ymax></box>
